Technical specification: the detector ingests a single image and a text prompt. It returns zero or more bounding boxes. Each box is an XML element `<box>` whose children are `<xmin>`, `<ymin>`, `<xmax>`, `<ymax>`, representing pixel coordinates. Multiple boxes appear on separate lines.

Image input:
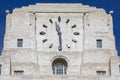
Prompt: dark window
<box><xmin>52</xmin><ymin>58</ymin><xmax>67</xmax><ymax>75</ymax></box>
<box><xmin>53</xmin><ymin>63</ymin><xmax>67</xmax><ymax>75</ymax></box>
<box><xmin>119</xmin><ymin>65</ymin><xmax>120</xmax><ymax>73</ymax></box>
<box><xmin>14</xmin><ymin>70</ymin><xmax>24</xmax><ymax>75</ymax></box>
<box><xmin>17</xmin><ymin>39</ymin><xmax>23</xmax><ymax>47</ymax></box>
<box><xmin>96</xmin><ymin>39</ymin><xmax>102</xmax><ymax>48</ymax></box>
<box><xmin>96</xmin><ymin>71</ymin><xmax>106</xmax><ymax>76</ymax></box>
<box><xmin>0</xmin><ymin>65</ymin><xmax>2</xmax><ymax>75</ymax></box>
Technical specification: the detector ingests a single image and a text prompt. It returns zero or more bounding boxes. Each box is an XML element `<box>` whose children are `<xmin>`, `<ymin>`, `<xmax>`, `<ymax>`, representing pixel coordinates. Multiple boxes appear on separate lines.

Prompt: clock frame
<box><xmin>36</xmin><ymin>13</ymin><xmax>83</xmax><ymax>51</ymax></box>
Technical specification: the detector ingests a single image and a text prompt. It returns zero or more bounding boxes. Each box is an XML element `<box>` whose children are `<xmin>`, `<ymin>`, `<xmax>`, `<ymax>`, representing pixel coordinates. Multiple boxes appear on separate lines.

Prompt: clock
<box><xmin>36</xmin><ymin>13</ymin><xmax>83</xmax><ymax>51</ymax></box>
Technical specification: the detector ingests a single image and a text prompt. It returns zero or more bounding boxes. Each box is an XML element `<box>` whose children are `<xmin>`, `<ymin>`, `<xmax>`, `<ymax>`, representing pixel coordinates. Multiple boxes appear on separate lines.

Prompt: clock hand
<box><xmin>55</xmin><ymin>22</ymin><xmax>62</xmax><ymax>51</ymax></box>
<box><xmin>55</xmin><ymin>22</ymin><xmax>61</xmax><ymax>33</ymax></box>
<box><xmin>58</xmin><ymin>35</ymin><xmax>62</xmax><ymax>51</ymax></box>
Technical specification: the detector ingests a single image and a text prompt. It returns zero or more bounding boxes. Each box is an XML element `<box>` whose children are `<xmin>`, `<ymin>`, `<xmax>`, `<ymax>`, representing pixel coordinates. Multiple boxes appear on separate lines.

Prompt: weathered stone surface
<box><xmin>0</xmin><ymin>3</ymin><xmax>119</xmax><ymax>80</ymax></box>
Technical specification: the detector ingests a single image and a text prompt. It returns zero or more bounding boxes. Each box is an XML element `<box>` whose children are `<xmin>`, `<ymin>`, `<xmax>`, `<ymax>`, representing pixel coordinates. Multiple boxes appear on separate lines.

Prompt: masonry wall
<box><xmin>0</xmin><ymin>3</ymin><xmax>119</xmax><ymax>80</ymax></box>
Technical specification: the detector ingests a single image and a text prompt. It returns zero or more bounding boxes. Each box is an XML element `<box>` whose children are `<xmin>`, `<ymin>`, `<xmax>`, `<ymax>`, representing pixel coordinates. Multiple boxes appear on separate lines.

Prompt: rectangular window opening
<box><xmin>0</xmin><ymin>65</ymin><xmax>2</xmax><ymax>75</ymax></box>
<box><xmin>17</xmin><ymin>39</ymin><xmax>23</xmax><ymax>47</ymax></box>
<box><xmin>96</xmin><ymin>39</ymin><xmax>102</xmax><ymax>48</ymax></box>
<box><xmin>14</xmin><ymin>70</ymin><xmax>24</xmax><ymax>75</ymax></box>
<box><xmin>96</xmin><ymin>71</ymin><xmax>106</xmax><ymax>76</ymax></box>
<box><xmin>119</xmin><ymin>65</ymin><xmax>120</xmax><ymax>73</ymax></box>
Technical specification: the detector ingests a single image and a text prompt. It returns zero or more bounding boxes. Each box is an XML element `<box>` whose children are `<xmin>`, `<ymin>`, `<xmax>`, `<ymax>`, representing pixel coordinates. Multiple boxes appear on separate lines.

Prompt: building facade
<box><xmin>0</xmin><ymin>3</ymin><xmax>120</xmax><ymax>80</ymax></box>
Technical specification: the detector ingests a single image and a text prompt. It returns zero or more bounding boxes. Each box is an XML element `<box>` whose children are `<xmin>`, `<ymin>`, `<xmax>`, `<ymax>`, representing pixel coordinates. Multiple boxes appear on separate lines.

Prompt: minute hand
<box><xmin>55</xmin><ymin>22</ymin><xmax>62</xmax><ymax>51</ymax></box>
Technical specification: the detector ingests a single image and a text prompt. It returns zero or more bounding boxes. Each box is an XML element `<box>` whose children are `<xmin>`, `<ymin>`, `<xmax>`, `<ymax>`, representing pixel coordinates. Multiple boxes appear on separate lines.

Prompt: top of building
<box><xmin>12</xmin><ymin>3</ymin><xmax>105</xmax><ymax>13</ymax></box>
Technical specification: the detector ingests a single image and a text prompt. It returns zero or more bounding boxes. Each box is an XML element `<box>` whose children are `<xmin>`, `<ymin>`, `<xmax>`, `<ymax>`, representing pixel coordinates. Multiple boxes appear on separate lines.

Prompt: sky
<box><xmin>0</xmin><ymin>0</ymin><xmax>120</xmax><ymax>55</ymax></box>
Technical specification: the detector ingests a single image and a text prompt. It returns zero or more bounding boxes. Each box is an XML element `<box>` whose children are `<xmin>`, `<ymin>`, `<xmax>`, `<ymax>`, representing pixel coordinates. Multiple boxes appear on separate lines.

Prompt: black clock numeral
<box><xmin>58</xmin><ymin>16</ymin><xmax>61</xmax><ymax>22</ymax></box>
<box><xmin>49</xmin><ymin>19</ymin><xmax>53</xmax><ymax>24</ymax></box>
<box><xmin>72</xmin><ymin>39</ymin><xmax>77</xmax><ymax>43</ymax></box>
<box><xmin>49</xmin><ymin>43</ymin><xmax>53</xmax><ymax>48</ymax></box>
<box><xmin>43</xmin><ymin>24</ymin><xmax>47</xmax><ymax>28</ymax></box>
<box><xmin>40</xmin><ymin>31</ymin><xmax>46</xmax><ymax>35</ymax></box>
<box><xmin>66</xmin><ymin>44</ymin><xmax>70</xmax><ymax>49</ymax></box>
<box><xmin>42</xmin><ymin>39</ymin><xmax>47</xmax><ymax>43</ymax></box>
<box><xmin>73</xmin><ymin>32</ymin><xmax>80</xmax><ymax>35</ymax></box>
<box><xmin>71</xmin><ymin>25</ymin><xmax>76</xmax><ymax>28</ymax></box>
<box><xmin>66</xmin><ymin>19</ymin><xmax>70</xmax><ymax>23</ymax></box>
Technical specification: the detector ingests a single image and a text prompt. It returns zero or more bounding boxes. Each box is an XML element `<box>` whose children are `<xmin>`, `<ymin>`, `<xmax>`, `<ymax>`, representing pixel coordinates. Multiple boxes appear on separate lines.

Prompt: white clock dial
<box><xmin>36</xmin><ymin>13</ymin><xmax>83</xmax><ymax>51</ymax></box>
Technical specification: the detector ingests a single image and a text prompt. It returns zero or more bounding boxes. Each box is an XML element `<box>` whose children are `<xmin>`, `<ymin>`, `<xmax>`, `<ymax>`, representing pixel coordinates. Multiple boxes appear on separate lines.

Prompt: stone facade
<box><xmin>0</xmin><ymin>3</ymin><xmax>120</xmax><ymax>80</ymax></box>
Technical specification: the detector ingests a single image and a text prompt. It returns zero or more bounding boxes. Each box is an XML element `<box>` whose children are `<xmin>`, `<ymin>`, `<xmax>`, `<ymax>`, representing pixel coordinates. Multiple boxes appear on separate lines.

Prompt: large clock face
<box><xmin>36</xmin><ymin>13</ymin><xmax>83</xmax><ymax>51</ymax></box>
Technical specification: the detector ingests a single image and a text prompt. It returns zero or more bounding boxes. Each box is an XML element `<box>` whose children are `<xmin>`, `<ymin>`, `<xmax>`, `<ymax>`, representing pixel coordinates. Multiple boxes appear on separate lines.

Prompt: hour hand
<box><xmin>55</xmin><ymin>22</ymin><xmax>62</xmax><ymax>51</ymax></box>
<box><xmin>55</xmin><ymin>22</ymin><xmax>61</xmax><ymax>33</ymax></box>
<box><xmin>58</xmin><ymin>45</ymin><xmax>62</xmax><ymax>51</ymax></box>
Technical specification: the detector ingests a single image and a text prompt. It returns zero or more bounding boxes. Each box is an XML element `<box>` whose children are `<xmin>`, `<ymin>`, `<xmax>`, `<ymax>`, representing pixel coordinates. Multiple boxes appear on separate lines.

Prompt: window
<box><xmin>52</xmin><ymin>58</ymin><xmax>67</xmax><ymax>75</ymax></box>
<box><xmin>96</xmin><ymin>39</ymin><xmax>102</xmax><ymax>48</ymax></box>
<box><xmin>17</xmin><ymin>39</ymin><xmax>23</xmax><ymax>47</ymax></box>
<box><xmin>14</xmin><ymin>70</ymin><xmax>24</xmax><ymax>75</ymax></box>
<box><xmin>96</xmin><ymin>71</ymin><xmax>106</xmax><ymax>76</ymax></box>
<box><xmin>53</xmin><ymin>63</ymin><xmax>67</xmax><ymax>75</ymax></box>
<box><xmin>119</xmin><ymin>65</ymin><xmax>120</xmax><ymax>73</ymax></box>
<box><xmin>0</xmin><ymin>65</ymin><xmax>2</xmax><ymax>75</ymax></box>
